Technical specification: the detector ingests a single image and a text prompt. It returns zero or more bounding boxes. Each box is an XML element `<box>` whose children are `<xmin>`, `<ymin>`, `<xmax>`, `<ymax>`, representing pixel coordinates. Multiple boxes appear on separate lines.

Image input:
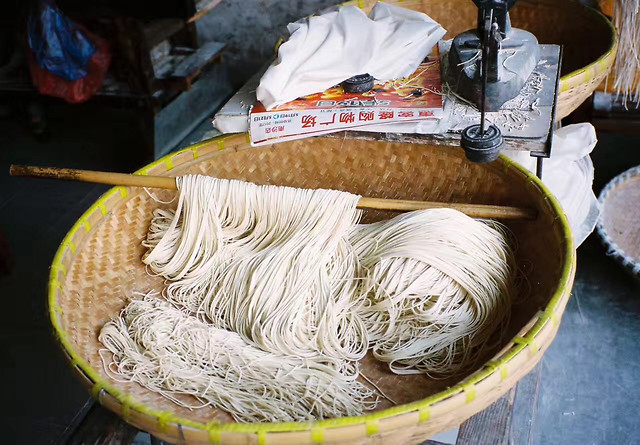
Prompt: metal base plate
<box><xmin>441</xmin><ymin>41</ymin><xmax>561</xmax><ymax>157</ymax></box>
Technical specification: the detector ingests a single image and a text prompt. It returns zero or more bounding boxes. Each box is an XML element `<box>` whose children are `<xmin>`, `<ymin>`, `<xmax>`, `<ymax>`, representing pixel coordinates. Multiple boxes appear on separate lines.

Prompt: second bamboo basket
<box><xmin>347</xmin><ymin>0</ymin><xmax>617</xmax><ymax>120</ymax></box>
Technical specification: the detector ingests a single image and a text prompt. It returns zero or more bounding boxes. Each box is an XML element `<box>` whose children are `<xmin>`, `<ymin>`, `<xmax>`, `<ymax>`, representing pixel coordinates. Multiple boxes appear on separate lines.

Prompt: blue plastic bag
<box><xmin>27</xmin><ymin>2</ymin><xmax>96</xmax><ymax>81</ymax></box>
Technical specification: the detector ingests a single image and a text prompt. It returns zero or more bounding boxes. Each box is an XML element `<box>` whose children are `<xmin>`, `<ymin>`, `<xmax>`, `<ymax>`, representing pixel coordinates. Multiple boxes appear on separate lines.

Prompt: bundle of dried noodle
<box><xmin>351</xmin><ymin>209</ymin><xmax>515</xmax><ymax>377</ymax></box>
<box><xmin>99</xmin><ymin>295</ymin><xmax>378</xmax><ymax>423</ymax></box>
<box><xmin>100</xmin><ymin>177</ymin><xmax>520</xmax><ymax>422</ymax></box>
<box><xmin>611</xmin><ymin>0</ymin><xmax>640</xmax><ymax>107</ymax></box>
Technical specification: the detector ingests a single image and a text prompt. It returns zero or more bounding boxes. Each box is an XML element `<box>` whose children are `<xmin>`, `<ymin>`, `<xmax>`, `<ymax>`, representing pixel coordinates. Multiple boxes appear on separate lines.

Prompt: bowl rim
<box><xmin>48</xmin><ymin>133</ymin><xmax>576</xmax><ymax>440</ymax></box>
<box><xmin>596</xmin><ymin>165</ymin><xmax>640</xmax><ymax>277</ymax></box>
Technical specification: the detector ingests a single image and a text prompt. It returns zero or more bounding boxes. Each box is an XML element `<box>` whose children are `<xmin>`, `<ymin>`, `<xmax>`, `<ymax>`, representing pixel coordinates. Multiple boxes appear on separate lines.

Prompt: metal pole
<box><xmin>479</xmin><ymin>9</ymin><xmax>493</xmax><ymax>136</ymax></box>
<box><xmin>536</xmin><ymin>157</ymin><xmax>544</xmax><ymax>179</ymax></box>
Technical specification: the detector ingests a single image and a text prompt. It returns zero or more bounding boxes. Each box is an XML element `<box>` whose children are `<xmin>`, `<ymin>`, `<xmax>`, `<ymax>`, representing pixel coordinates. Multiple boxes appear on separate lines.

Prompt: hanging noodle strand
<box><xmin>142</xmin><ymin>175</ymin><xmax>368</xmax><ymax>361</ymax></box>
<box><xmin>611</xmin><ymin>0</ymin><xmax>640</xmax><ymax>108</ymax></box>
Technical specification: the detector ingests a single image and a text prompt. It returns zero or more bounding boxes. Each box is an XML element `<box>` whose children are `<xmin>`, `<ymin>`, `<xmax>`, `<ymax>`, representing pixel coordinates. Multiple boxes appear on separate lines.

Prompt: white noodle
<box><xmin>100</xmin><ymin>176</ymin><xmax>518</xmax><ymax>421</ymax></box>
<box><xmin>611</xmin><ymin>0</ymin><xmax>640</xmax><ymax>108</ymax></box>
<box><xmin>99</xmin><ymin>295</ymin><xmax>378</xmax><ymax>423</ymax></box>
<box><xmin>143</xmin><ymin>175</ymin><xmax>368</xmax><ymax>361</ymax></box>
<box><xmin>350</xmin><ymin>209</ymin><xmax>515</xmax><ymax>377</ymax></box>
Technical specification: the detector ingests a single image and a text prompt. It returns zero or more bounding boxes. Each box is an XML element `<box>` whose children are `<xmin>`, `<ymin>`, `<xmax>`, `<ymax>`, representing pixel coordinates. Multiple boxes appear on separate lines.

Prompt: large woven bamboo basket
<box><xmin>347</xmin><ymin>0</ymin><xmax>617</xmax><ymax>120</ymax></box>
<box><xmin>50</xmin><ymin>133</ymin><xmax>575</xmax><ymax>444</ymax></box>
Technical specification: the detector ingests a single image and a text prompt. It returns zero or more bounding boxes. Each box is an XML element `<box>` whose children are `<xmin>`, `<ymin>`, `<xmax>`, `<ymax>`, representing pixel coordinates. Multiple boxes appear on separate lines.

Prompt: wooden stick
<box><xmin>9</xmin><ymin>165</ymin><xmax>537</xmax><ymax>220</ymax></box>
<box><xmin>10</xmin><ymin>165</ymin><xmax>177</xmax><ymax>189</ymax></box>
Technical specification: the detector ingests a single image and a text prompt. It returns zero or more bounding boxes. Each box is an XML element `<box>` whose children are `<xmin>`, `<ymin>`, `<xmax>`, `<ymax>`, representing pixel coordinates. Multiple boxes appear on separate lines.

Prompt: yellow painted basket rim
<box><xmin>558</xmin><ymin>6</ymin><xmax>618</xmax><ymax>87</ymax></box>
<box><xmin>48</xmin><ymin>133</ymin><xmax>576</xmax><ymax>438</ymax></box>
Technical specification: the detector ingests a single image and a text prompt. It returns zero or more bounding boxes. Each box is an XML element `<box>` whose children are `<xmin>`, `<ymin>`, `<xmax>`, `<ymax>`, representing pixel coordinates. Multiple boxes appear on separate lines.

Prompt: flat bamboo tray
<box><xmin>50</xmin><ymin>133</ymin><xmax>575</xmax><ymax>444</ymax></box>
<box><xmin>347</xmin><ymin>0</ymin><xmax>617</xmax><ymax>120</ymax></box>
<box><xmin>597</xmin><ymin>166</ymin><xmax>640</xmax><ymax>279</ymax></box>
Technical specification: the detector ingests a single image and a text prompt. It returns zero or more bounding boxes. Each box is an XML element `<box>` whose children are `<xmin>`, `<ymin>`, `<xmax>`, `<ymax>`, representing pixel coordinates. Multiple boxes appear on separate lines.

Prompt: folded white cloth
<box><xmin>503</xmin><ymin>123</ymin><xmax>600</xmax><ymax>247</ymax></box>
<box><xmin>257</xmin><ymin>2</ymin><xmax>446</xmax><ymax>110</ymax></box>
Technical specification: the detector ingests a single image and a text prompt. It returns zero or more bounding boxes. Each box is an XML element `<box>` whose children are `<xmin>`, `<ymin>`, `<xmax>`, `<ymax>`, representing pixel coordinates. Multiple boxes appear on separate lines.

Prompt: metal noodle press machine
<box><xmin>443</xmin><ymin>0</ymin><xmax>562</xmax><ymax>176</ymax></box>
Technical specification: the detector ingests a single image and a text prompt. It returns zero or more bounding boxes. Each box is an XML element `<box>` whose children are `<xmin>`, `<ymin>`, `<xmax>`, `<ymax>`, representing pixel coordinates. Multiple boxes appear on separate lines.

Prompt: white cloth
<box><xmin>256</xmin><ymin>2</ymin><xmax>446</xmax><ymax>110</ymax></box>
<box><xmin>503</xmin><ymin>123</ymin><xmax>600</xmax><ymax>247</ymax></box>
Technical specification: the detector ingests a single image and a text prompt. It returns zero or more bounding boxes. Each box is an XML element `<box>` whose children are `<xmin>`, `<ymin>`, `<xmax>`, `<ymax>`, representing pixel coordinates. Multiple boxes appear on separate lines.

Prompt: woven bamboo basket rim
<box><xmin>49</xmin><ymin>133</ymin><xmax>576</xmax><ymax>443</ymax></box>
<box><xmin>556</xmin><ymin>5</ymin><xmax>617</xmax><ymax>91</ymax></box>
<box><xmin>596</xmin><ymin>165</ymin><xmax>640</xmax><ymax>278</ymax></box>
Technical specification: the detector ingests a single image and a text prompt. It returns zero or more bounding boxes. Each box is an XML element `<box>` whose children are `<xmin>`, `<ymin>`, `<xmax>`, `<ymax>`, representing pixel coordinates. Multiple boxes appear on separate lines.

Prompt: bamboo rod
<box><xmin>9</xmin><ymin>165</ymin><xmax>537</xmax><ymax>220</ymax></box>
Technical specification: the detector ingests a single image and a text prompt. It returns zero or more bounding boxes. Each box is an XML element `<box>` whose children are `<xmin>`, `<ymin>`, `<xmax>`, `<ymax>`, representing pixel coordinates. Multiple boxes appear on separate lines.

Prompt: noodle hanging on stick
<box><xmin>142</xmin><ymin>176</ymin><xmax>517</xmax><ymax>375</ymax></box>
<box><xmin>143</xmin><ymin>175</ymin><xmax>369</xmax><ymax>361</ymax></box>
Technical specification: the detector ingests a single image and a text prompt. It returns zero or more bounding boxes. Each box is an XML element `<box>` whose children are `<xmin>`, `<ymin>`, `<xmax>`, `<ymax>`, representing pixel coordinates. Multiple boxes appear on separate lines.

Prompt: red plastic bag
<box><xmin>28</xmin><ymin>29</ymin><xmax>111</xmax><ymax>104</ymax></box>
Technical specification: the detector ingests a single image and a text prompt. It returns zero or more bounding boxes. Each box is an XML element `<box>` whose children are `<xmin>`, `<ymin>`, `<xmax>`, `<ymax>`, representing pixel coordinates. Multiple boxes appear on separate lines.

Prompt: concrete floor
<box><xmin>0</xmin><ymin>102</ymin><xmax>146</xmax><ymax>444</ymax></box>
<box><xmin>1</xmin><ymin>103</ymin><xmax>639</xmax><ymax>444</ymax></box>
<box><xmin>533</xmin><ymin>131</ymin><xmax>640</xmax><ymax>445</ymax></box>
<box><xmin>534</xmin><ymin>233</ymin><xmax>640</xmax><ymax>445</ymax></box>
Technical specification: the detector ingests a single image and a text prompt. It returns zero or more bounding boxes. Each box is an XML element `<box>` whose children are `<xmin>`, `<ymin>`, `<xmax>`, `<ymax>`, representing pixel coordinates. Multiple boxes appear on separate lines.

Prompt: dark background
<box><xmin>1</xmin><ymin>0</ymin><xmax>639</xmax><ymax>444</ymax></box>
